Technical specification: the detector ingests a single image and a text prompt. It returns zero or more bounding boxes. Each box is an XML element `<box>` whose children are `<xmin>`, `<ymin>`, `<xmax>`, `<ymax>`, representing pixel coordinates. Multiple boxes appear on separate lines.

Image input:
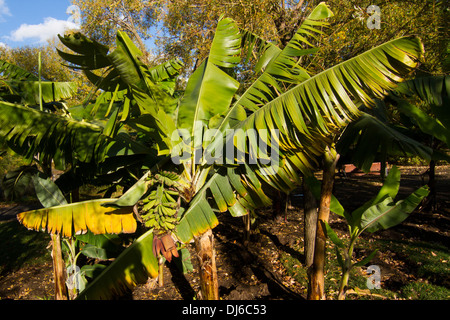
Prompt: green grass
<box><xmin>401</xmin><ymin>282</ymin><xmax>449</xmax><ymax>300</ymax></box>
<box><xmin>280</xmin><ymin>242</ymin><xmax>380</xmax><ymax>299</ymax></box>
<box><xmin>280</xmin><ymin>237</ymin><xmax>450</xmax><ymax>300</ymax></box>
<box><xmin>0</xmin><ymin>219</ymin><xmax>51</xmax><ymax>276</ymax></box>
<box><xmin>378</xmin><ymin>239</ymin><xmax>449</xmax><ymax>282</ymax></box>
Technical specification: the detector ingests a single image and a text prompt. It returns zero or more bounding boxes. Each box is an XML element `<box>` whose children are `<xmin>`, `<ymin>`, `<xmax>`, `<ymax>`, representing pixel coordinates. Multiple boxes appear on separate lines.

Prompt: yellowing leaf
<box><xmin>17</xmin><ymin>199</ymin><xmax>137</xmax><ymax>237</ymax></box>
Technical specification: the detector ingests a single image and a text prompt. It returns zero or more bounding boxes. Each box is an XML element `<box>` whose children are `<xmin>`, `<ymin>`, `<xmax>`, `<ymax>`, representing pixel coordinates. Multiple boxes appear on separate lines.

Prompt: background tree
<box><xmin>70</xmin><ymin>0</ymin><xmax>447</xmax><ymax>81</ymax></box>
<box><xmin>313</xmin><ymin>0</ymin><xmax>447</xmax><ymax>74</ymax></box>
<box><xmin>72</xmin><ymin>0</ymin><xmax>163</xmax><ymax>63</ymax></box>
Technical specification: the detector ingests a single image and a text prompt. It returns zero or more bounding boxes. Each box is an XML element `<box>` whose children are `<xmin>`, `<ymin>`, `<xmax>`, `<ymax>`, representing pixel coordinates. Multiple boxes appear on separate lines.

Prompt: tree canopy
<box><xmin>70</xmin><ymin>0</ymin><xmax>447</xmax><ymax>78</ymax></box>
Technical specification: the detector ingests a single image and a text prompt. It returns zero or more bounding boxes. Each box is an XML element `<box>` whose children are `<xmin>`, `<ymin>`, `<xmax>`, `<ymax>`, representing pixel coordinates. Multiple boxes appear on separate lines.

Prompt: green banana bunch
<box><xmin>146</xmin><ymin>171</ymin><xmax>180</xmax><ymax>187</ymax></box>
<box><xmin>141</xmin><ymin>183</ymin><xmax>180</xmax><ymax>232</ymax></box>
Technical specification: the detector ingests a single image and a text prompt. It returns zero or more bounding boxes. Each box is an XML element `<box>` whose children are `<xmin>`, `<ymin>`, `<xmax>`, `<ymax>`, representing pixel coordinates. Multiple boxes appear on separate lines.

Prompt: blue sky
<box><xmin>0</xmin><ymin>0</ymin><xmax>77</xmax><ymax>48</ymax></box>
<box><xmin>0</xmin><ymin>0</ymin><xmax>158</xmax><ymax>51</ymax></box>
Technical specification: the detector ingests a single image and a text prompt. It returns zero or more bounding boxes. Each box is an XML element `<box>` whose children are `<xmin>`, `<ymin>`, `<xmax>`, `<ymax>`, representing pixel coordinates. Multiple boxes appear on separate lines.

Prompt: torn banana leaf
<box><xmin>17</xmin><ymin>199</ymin><xmax>137</xmax><ymax>237</ymax></box>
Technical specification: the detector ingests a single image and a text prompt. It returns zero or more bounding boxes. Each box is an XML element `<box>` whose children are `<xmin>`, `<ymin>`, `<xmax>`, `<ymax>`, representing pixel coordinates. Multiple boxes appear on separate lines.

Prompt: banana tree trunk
<box><xmin>43</xmin><ymin>160</ymin><xmax>68</xmax><ymax>300</ymax></box>
<box><xmin>308</xmin><ymin>146</ymin><xmax>339</xmax><ymax>300</ymax></box>
<box><xmin>243</xmin><ymin>214</ymin><xmax>251</xmax><ymax>245</ymax></box>
<box><xmin>51</xmin><ymin>234</ymin><xmax>68</xmax><ymax>300</ymax></box>
<box><xmin>194</xmin><ymin>229</ymin><xmax>219</xmax><ymax>300</ymax></box>
<box><xmin>303</xmin><ymin>178</ymin><xmax>318</xmax><ymax>268</ymax></box>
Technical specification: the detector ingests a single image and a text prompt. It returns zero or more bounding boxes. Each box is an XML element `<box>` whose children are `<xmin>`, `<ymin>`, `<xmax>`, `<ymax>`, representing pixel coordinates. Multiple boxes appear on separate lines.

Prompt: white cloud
<box><xmin>9</xmin><ymin>17</ymin><xmax>80</xmax><ymax>43</ymax></box>
<box><xmin>0</xmin><ymin>0</ymin><xmax>12</xmax><ymax>22</ymax></box>
<box><xmin>0</xmin><ymin>41</ymin><xmax>7</xmax><ymax>48</ymax></box>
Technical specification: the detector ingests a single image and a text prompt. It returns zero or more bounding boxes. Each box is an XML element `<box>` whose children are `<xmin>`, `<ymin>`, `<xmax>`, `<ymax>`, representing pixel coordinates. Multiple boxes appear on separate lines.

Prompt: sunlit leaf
<box><xmin>17</xmin><ymin>199</ymin><xmax>137</xmax><ymax>237</ymax></box>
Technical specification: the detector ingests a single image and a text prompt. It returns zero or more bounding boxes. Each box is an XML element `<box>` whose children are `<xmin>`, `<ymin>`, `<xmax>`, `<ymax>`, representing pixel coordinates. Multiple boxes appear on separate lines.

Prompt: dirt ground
<box><xmin>0</xmin><ymin>165</ymin><xmax>449</xmax><ymax>300</ymax></box>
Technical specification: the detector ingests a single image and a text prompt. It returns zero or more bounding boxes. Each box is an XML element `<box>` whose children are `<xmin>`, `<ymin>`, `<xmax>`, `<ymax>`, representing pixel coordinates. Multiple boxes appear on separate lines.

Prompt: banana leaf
<box><xmin>337</xmin><ymin>110</ymin><xmax>433</xmax><ymax>173</ymax></box>
<box><xmin>392</xmin><ymin>75</ymin><xmax>449</xmax><ymax>107</ymax></box>
<box><xmin>397</xmin><ymin>100</ymin><xmax>450</xmax><ymax>147</ymax></box>
<box><xmin>0</xmin><ymin>58</ymin><xmax>38</xmax><ymax>80</ymax></box>
<box><xmin>17</xmin><ymin>199</ymin><xmax>137</xmax><ymax>237</ymax></box>
<box><xmin>176</xmin><ymin>17</ymin><xmax>241</xmax><ymax>133</ymax></box>
<box><xmin>58</xmin><ymin>31</ymin><xmax>181</xmax><ymax>118</ymax></box>
<box><xmin>32</xmin><ymin>172</ymin><xmax>67</xmax><ymax>207</ymax></box>
<box><xmin>1</xmin><ymin>79</ymin><xmax>77</xmax><ymax>105</ymax></box>
<box><xmin>306</xmin><ymin>166</ymin><xmax>429</xmax><ymax>234</ymax></box>
<box><xmin>0</xmin><ymin>101</ymin><xmax>104</xmax><ymax>164</ymax></box>
<box><xmin>234</xmin><ymin>36</ymin><xmax>423</xmax><ymax>182</ymax></box>
<box><xmin>234</xmin><ymin>2</ymin><xmax>334</xmax><ymax>112</ymax></box>
<box><xmin>76</xmin><ymin>230</ymin><xmax>158</xmax><ymax>300</ymax></box>
<box><xmin>360</xmin><ymin>185</ymin><xmax>429</xmax><ymax>233</ymax></box>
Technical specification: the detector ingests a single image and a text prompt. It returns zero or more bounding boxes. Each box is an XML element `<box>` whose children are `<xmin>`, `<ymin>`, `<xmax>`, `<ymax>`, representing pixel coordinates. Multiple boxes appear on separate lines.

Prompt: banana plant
<box><xmin>391</xmin><ymin>75</ymin><xmax>450</xmax><ymax>210</ymax></box>
<box><xmin>11</xmin><ymin>3</ymin><xmax>334</xmax><ymax>299</ymax></box>
<box><xmin>0</xmin><ymin>58</ymin><xmax>77</xmax><ymax>106</ymax></box>
<box><xmin>0</xmin><ymin>56</ymin><xmax>130</xmax><ymax>300</ymax></box>
<box><xmin>5</xmin><ymin>28</ymin><xmax>185</xmax><ymax>299</ymax></box>
<box><xmin>72</xmin><ymin>4</ymin><xmax>338</xmax><ymax>299</ymax></box>
<box><xmin>14</xmin><ymin>1</ymin><xmax>425</xmax><ymax>300</ymax></box>
<box><xmin>0</xmin><ymin>44</ymin><xmax>180</xmax><ymax>299</ymax></box>
<box><xmin>306</xmin><ymin>166</ymin><xmax>429</xmax><ymax>300</ymax></box>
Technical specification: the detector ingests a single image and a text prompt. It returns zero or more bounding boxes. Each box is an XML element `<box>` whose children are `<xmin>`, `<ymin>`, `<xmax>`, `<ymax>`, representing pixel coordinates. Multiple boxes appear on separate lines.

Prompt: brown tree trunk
<box><xmin>51</xmin><ymin>234</ymin><xmax>68</xmax><ymax>300</ymax></box>
<box><xmin>303</xmin><ymin>178</ymin><xmax>318</xmax><ymax>268</ymax></box>
<box><xmin>307</xmin><ymin>146</ymin><xmax>339</xmax><ymax>300</ymax></box>
<box><xmin>243</xmin><ymin>214</ymin><xmax>251</xmax><ymax>246</ymax></box>
<box><xmin>194</xmin><ymin>229</ymin><xmax>219</xmax><ymax>300</ymax></box>
<box><xmin>158</xmin><ymin>258</ymin><xmax>165</xmax><ymax>287</ymax></box>
<box><xmin>43</xmin><ymin>160</ymin><xmax>68</xmax><ymax>300</ymax></box>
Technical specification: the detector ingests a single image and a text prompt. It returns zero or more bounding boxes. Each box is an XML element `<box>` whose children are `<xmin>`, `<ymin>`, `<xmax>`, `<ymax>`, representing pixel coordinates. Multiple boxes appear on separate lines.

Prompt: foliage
<box><xmin>336</xmin><ymin>74</ymin><xmax>449</xmax><ymax>175</ymax></box>
<box><xmin>18</xmin><ymin>173</ymin><xmax>137</xmax><ymax>237</ymax></box>
<box><xmin>68</xmin><ymin>0</ymin><xmax>448</xmax><ymax>79</ymax></box>
<box><xmin>336</xmin><ymin>102</ymin><xmax>433</xmax><ymax>173</ymax></box>
<box><xmin>80</xmin><ymin>10</ymin><xmax>421</xmax><ymax>298</ymax></box>
<box><xmin>1</xmin><ymin>41</ymin><xmax>77</xmax><ymax>82</ymax></box>
<box><xmin>307</xmin><ymin>166</ymin><xmax>430</xmax><ymax>299</ymax></box>
<box><xmin>156</xmin><ymin>0</ymin><xmax>447</xmax><ymax>78</ymax></box>
<box><xmin>315</xmin><ymin>0</ymin><xmax>448</xmax><ymax>75</ymax></box>
<box><xmin>0</xmin><ymin>58</ymin><xmax>77</xmax><ymax>106</ymax></box>
<box><xmin>10</xmin><ymin>1</ymin><xmax>427</xmax><ymax>299</ymax></box>
<box><xmin>0</xmin><ymin>151</ymin><xmax>30</xmax><ymax>190</ymax></box>
<box><xmin>0</xmin><ymin>36</ymin><xmax>171</xmax><ymax>192</ymax></box>
<box><xmin>0</xmin><ymin>100</ymin><xmax>104</xmax><ymax>165</ymax></box>
<box><xmin>280</xmin><ymin>236</ymin><xmax>449</xmax><ymax>300</ymax></box>
<box><xmin>159</xmin><ymin>0</ymin><xmax>287</xmax><ymax>73</ymax></box>
<box><xmin>0</xmin><ymin>41</ymin><xmax>91</xmax><ymax>106</ymax></box>
<box><xmin>392</xmin><ymin>75</ymin><xmax>450</xmax><ymax>149</ymax></box>
<box><xmin>76</xmin><ymin>230</ymin><xmax>158</xmax><ymax>300</ymax></box>
<box><xmin>1</xmin><ymin>165</ymin><xmax>37</xmax><ymax>201</ymax></box>
<box><xmin>5</xmin><ymin>24</ymin><xmax>183</xmax><ymax>299</ymax></box>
